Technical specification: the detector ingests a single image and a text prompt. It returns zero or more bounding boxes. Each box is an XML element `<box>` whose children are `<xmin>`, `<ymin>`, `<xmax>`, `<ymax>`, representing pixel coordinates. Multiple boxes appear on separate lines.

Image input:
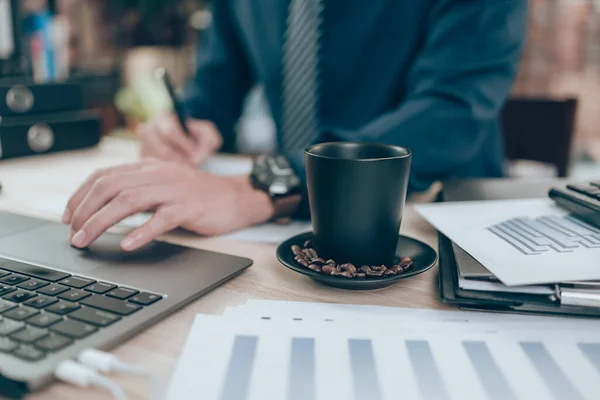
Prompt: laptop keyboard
<box><xmin>0</xmin><ymin>257</ymin><xmax>162</xmax><ymax>362</ymax></box>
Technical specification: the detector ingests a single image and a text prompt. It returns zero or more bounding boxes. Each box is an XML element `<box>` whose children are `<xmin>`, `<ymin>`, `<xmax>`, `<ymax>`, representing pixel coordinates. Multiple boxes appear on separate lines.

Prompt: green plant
<box><xmin>115</xmin><ymin>77</ymin><xmax>172</xmax><ymax>121</ymax></box>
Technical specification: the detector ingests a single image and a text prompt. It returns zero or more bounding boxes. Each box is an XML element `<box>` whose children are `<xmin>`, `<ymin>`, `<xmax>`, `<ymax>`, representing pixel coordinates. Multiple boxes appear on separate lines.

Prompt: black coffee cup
<box><xmin>305</xmin><ymin>142</ymin><xmax>412</xmax><ymax>267</ymax></box>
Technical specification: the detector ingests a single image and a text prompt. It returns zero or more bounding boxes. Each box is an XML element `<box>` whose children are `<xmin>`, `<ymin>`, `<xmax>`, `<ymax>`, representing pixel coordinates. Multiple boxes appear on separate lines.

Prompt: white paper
<box><xmin>35</xmin><ymin>194</ymin><xmax>152</xmax><ymax>229</ymax></box>
<box><xmin>224</xmin><ymin>300</ymin><xmax>600</xmax><ymax>330</ymax></box>
<box><xmin>218</xmin><ymin>221</ymin><xmax>311</xmax><ymax>243</ymax></box>
<box><xmin>166</xmin><ymin>311</ymin><xmax>600</xmax><ymax>400</ymax></box>
<box><xmin>33</xmin><ymin>154</ymin><xmax>308</xmax><ymax>243</ymax></box>
<box><xmin>416</xmin><ymin>198</ymin><xmax>600</xmax><ymax>286</ymax></box>
<box><xmin>201</xmin><ymin>157</ymin><xmax>253</xmax><ymax>176</ymax></box>
<box><xmin>38</xmin><ymin>195</ymin><xmax>309</xmax><ymax>243</ymax></box>
<box><xmin>457</xmin><ymin>278</ymin><xmax>555</xmax><ymax>295</ymax></box>
<box><xmin>37</xmin><ymin>195</ymin><xmax>309</xmax><ymax>243</ymax></box>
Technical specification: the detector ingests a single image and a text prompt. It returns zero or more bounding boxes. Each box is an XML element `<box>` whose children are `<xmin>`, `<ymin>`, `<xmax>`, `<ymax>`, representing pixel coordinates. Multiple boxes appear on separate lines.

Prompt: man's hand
<box><xmin>62</xmin><ymin>159</ymin><xmax>275</xmax><ymax>251</ymax></box>
<box><xmin>137</xmin><ymin>113</ymin><xmax>222</xmax><ymax>165</ymax></box>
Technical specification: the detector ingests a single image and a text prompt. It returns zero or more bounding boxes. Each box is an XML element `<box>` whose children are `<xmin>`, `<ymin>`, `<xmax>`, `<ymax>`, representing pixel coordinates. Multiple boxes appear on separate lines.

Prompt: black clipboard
<box><xmin>438</xmin><ymin>179</ymin><xmax>600</xmax><ymax>318</ymax></box>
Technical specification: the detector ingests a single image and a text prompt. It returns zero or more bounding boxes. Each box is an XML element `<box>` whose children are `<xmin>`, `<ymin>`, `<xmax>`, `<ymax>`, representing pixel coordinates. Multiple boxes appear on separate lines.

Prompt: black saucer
<box><xmin>277</xmin><ymin>232</ymin><xmax>438</xmax><ymax>290</ymax></box>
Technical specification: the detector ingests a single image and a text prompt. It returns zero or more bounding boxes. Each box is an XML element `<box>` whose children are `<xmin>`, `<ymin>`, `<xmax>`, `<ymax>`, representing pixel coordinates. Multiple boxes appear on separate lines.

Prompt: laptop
<box><xmin>0</xmin><ymin>211</ymin><xmax>252</xmax><ymax>397</ymax></box>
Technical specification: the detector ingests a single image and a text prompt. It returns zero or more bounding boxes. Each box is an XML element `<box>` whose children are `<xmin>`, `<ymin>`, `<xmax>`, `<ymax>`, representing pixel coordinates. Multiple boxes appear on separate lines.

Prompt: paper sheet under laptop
<box><xmin>33</xmin><ymin>155</ymin><xmax>310</xmax><ymax>243</ymax></box>
<box><xmin>416</xmin><ymin>198</ymin><xmax>600</xmax><ymax>286</ymax></box>
<box><xmin>37</xmin><ymin>195</ymin><xmax>310</xmax><ymax>243</ymax></box>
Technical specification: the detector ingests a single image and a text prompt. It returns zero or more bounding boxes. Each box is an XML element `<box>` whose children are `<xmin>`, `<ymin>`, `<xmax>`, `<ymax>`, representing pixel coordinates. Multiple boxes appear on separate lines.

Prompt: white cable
<box><xmin>89</xmin><ymin>375</ymin><xmax>128</xmax><ymax>400</ymax></box>
<box><xmin>77</xmin><ymin>348</ymin><xmax>120</xmax><ymax>374</ymax></box>
<box><xmin>55</xmin><ymin>360</ymin><xmax>127</xmax><ymax>400</ymax></box>
<box><xmin>78</xmin><ymin>349</ymin><xmax>163</xmax><ymax>400</ymax></box>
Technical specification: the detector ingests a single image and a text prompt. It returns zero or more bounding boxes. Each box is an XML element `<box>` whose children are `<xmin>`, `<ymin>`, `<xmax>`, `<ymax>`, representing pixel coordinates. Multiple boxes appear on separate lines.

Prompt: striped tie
<box><xmin>282</xmin><ymin>0</ymin><xmax>323</xmax><ymax>152</ymax></box>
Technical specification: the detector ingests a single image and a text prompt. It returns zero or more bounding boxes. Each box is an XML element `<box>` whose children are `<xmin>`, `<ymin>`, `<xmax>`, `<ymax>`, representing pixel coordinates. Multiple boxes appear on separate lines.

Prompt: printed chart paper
<box><xmin>165</xmin><ymin>314</ymin><xmax>600</xmax><ymax>400</ymax></box>
<box><xmin>224</xmin><ymin>300</ymin><xmax>600</xmax><ymax>331</ymax></box>
<box><xmin>416</xmin><ymin>199</ymin><xmax>600</xmax><ymax>285</ymax></box>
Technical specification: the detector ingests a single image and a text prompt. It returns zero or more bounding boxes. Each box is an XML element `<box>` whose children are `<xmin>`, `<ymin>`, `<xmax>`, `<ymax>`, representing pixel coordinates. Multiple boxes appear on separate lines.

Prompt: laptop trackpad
<box><xmin>0</xmin><ymin>223</ymin><xmax>183</xmax><ymax>273</ymax></box>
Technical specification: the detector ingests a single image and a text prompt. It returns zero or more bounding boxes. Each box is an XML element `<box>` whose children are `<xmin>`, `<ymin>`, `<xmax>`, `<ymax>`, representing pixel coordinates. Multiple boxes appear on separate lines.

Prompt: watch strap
<box><xmin>272</xmin><ymin>193</ymin><xmax>302</xmax><ymax>219</ymax></box>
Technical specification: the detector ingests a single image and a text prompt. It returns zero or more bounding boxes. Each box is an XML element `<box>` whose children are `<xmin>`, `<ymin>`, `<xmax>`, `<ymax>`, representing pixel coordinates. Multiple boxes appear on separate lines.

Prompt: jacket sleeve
<box><xmin>288</xmin><ymin>0</ymin><xmax>527</xmax><ymax>219</ymax></box>
<box><xmin>183</xmin><ymin>1</ymin><xmax>254</xmax><ymax>152</ymax></box>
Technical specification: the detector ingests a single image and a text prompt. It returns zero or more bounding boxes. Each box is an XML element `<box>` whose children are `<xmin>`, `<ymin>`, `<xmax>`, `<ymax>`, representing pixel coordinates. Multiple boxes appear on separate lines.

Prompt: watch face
<box><xmin>252</xmin><ymin>156</ymin><xmax>301</xmax><ymax>197</ymax></box>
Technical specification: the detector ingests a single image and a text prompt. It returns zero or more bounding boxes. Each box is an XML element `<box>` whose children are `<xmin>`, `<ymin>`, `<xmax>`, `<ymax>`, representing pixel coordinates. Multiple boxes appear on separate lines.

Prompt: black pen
<box><xmin>154</xmin><ymin>67</ymin><xmax>190</xmax><ymax>136</ymax></box>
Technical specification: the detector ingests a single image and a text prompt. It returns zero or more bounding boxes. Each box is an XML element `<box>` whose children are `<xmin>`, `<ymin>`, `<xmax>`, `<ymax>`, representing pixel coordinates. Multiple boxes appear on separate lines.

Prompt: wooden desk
<box><xmin>0</xmin><ymin>138</ymin><xmax>446</xmax><ymax>399</ymax></box>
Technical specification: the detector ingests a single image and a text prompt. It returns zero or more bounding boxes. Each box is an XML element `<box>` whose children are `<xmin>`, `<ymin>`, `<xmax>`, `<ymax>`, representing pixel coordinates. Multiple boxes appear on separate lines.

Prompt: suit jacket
<box><xmin>184</xmin><ymin>0</ymin><xmax>528</xmax><ymax>217</ymax></box>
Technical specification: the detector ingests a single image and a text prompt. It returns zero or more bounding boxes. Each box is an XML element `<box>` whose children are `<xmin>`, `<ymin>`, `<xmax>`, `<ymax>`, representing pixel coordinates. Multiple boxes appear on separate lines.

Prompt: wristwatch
<box><xmin>250</xmin><ymin>155</ymin><xmax>303</xmax><ymax>218</ymax></box>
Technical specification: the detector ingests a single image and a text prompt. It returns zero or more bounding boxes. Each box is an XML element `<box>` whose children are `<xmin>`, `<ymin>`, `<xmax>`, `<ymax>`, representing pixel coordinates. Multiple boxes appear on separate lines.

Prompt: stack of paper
<box><xmin>416</xmin><ymin>199</ymin><xmax>600</xmax><ymax>286</ymax></box>
<box><xmin>165</xmin><ymin>301</ymin><xmax>600</xmax><ymax>400</ymax></box>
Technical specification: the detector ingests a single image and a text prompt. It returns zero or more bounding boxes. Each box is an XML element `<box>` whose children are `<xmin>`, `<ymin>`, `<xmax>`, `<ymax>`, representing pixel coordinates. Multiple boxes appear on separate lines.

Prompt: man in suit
<box><xmin>64</xmin><ymin>0</ymin><xmax>527</xmax><ymax>251</ymax></box>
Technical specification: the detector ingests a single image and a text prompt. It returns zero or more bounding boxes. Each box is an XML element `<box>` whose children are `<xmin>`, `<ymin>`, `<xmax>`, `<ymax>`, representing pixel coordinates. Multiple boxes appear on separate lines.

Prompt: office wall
<box><xmin>19</xmin><ymin>0</ymin><xmax>600</xmax><ymax>160</ymax></box>
<box><xmin>513</xmin><ymin>0</ymin><xmax>600</xmax><ymax>159</ymax></box>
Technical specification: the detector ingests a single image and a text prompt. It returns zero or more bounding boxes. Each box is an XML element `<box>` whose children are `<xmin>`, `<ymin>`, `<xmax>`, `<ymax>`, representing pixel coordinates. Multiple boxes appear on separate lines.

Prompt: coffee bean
<box><xmin>291</xmin><ymin>248</ymin><xmax>412</xmax><ymax>280</ymax></box>
<box><xmin>297</xmin><ymin>259</ymin><xmax>310</xmax><ymax>267</ymax></box>
<box><xmin>308</xmin><ymin>264</ymin><xmax>322</xmax><ymax>272</ymax></box>
<box><xmin>340</xmin><ymin>263</ymin><xmax>357</xmax><ymax>274</ymax></box>
<box><xmin>399</xmin><ymin>259</ymin><xmax>413</xmax><ymax>270</ymax></box>
<box><xmin>322</xmin><ymin>265</ymin><xmax>336</xmax><ymax>275</ymax></box>
<box><xmin>390</xmin><ymin>265</ymin><xmax>403</xmax><ymax>274</ymax></box>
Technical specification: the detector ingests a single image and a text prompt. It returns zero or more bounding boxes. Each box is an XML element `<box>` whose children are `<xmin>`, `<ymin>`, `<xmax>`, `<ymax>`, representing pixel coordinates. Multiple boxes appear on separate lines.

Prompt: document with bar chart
<box><xmin>165</xmin><ymin>315</ymin><xmax>600</xmax><ymax>400</ymax></box>
<box><xmin>416</xmin><ymin>198</ymin><xmax>600</xmax><ymax>286</ymax></box>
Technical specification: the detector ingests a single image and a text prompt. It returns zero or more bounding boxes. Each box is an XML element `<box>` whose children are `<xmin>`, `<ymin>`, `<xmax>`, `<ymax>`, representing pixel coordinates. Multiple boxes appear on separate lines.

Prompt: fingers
<box><xmin>70</xmin><ymin>187</ymin><xmax>171</xmax><ymax>249</ymax></box>
<box><xmin>187</xmin><ymin>120</ymin><xmax>223</xmax><ymax>164</ymax></box>
<box><xmin>138</xmin><ymin>122</ymin><xmax>187</xmax><ymax>162</ymax></box>
<box><xmin>63</xmin><ymin>163</ymin><xmax>143</xmax><ymax>224</ymax></box>
<box><xmin>121</xmin><ymin>205</ymin><xmax>189</xmax><ymax>251</ymax></box>
<box><xmin>69</xmin><ymin>168</ymin><xmax>167</xmax><ymax>234</ymax></box>
<box><xmin>142</xmin><ymin>114</ymin><xmax>197</xmax><ymax>161</ymax></box>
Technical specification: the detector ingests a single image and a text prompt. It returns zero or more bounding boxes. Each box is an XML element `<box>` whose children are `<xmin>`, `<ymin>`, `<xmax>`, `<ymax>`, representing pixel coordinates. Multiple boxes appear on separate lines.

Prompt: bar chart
<box><xmin>166</xmin><ymin>316</ymin><xmax>600</xmax><ymax>400</ymax></box>
<box><xmin>488</xmin><ymin>215</ymin><xmax>600</xmax><ymax>256</ymax></box>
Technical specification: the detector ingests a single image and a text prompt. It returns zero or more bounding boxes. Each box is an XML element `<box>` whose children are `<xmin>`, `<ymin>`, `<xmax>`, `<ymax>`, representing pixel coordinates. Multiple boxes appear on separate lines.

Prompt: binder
<box><xmin>0</xmin><ymin>81</ymin><xmax>83</xmax><ymax>116</ymax></box>
<box><xmin>0</xmin><ymin>110</ymin><xmax>101</xmax><ymax>159</ymax></box>
<box><xmin>438</xmin><ymin>179</ymin><xmax>600</xmax><ymax>318</ymax></box>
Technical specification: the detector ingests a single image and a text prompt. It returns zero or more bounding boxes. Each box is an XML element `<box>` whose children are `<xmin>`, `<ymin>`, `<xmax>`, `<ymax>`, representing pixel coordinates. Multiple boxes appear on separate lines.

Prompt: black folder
<box><xmin>438</xmin><ymin>178</ymin><xmax>600</xmax><ymax>318</ymax></box>
<box><xmin>0</xmin><ymin>110</ymin><xmax>101</xmax><ymax>159</ymax></box>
